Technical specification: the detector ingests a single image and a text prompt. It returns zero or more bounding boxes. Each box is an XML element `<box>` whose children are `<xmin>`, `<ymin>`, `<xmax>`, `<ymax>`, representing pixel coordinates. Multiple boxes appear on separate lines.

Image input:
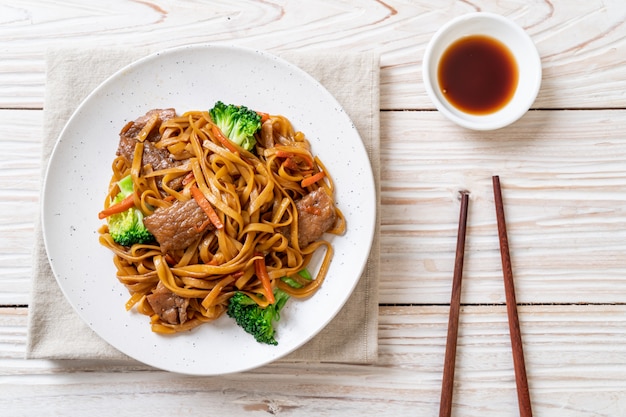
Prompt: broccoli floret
<box><xmin>209</xmin><ymin>101</ymin><xmax>261</xmax><ymax>151</ymax></box>
<box><xmin>226</xmin><ymin>289</ymin><xmax>290</xmax><ymax>345</ymax></box>
<box><xmin>108</xmin><ymin>175</ymin><xmax>154</xmax><ymax>246</ymax></box>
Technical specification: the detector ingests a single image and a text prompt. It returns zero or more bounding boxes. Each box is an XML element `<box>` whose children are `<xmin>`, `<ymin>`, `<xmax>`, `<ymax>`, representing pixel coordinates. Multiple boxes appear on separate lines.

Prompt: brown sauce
<box><xmin>438</xmin><ymin>35</ymin><xmax>518</xmax><ymax>115</ymax></box>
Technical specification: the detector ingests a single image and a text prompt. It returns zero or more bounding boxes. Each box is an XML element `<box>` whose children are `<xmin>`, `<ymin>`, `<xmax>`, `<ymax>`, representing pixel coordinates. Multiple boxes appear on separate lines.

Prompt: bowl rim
<box><xmin>423</xmin><ymin>12</ymin><xmax>542</xmax><ymax>130</ymax></box>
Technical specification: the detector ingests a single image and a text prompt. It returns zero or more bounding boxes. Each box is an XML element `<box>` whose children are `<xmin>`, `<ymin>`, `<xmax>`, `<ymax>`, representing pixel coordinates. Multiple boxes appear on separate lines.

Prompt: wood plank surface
<box><xmin>1</xmin><ymin>305</ymin><xmax>625</xmax><ymax>416</ymax></box>
<box><xmin>380</xmin><ymin>109</ymin><xmax>626</xmax><ymax>304</ymax></box>
<box><xmin>0</xmin><ymin>110</ymin><xmax>41</xmax><ymax>305</ymax></box>
<box><xmin>1</xmin><ymin>1</ymin><xmax>625</xmax><ymax>415</ymax></box>
<box><xmin>0</xmin><ymin>0</ymin><xmax>625</xmax><ymax>110</ymax></box>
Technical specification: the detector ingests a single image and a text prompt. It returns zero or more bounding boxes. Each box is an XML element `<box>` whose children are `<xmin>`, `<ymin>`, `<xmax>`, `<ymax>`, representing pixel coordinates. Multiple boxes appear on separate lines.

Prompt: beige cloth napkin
<box><xmin>27</xmin><ymin>47</ymin><xmax>380</xmax><ymax>365</ymax></box>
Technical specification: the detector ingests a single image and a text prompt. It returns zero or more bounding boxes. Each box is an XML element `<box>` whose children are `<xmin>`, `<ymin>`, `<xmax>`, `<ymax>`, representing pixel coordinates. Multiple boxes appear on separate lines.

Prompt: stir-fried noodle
<box><xmin>98</xmin><ymin>109</ymin><xmax>345</xmax><ymax>334</ymax></box>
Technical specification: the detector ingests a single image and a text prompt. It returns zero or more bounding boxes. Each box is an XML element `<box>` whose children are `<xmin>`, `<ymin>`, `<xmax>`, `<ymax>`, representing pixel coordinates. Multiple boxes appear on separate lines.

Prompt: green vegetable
<box><xmin>209</xmin><ymin>101</ymin><xmax>261</xmax><ymax>151</ymax></box>
<box><xmin>281</xmin><ymin>269</ymin><xmax>312</xmax><ymax>289</ymax></box>
<box><xmin>108</xmin><ymin>175</ymin><xmax>154</xmax><ymax>246</ymax></box>
<box><xmin>226</xmin><ymin>289</ymin><xmax>290</xmax><ymax>345</ymax></box>
<box><xmin>298</xmin><ymin>268</ymin><xmax>312</xmax><ymax>280</ymax></box>
<box><xmin>280</xmin><ymin>276</ymin><xmax>302</xmax><ymax>289</ymax></box>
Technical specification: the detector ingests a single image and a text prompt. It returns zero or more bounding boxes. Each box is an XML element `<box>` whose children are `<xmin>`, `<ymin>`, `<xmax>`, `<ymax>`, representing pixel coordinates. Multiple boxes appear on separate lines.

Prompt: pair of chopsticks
<box><xmin>439</xmin><ymin>176</ymin><xmax>532</xmax><ymax>417</ymax></box>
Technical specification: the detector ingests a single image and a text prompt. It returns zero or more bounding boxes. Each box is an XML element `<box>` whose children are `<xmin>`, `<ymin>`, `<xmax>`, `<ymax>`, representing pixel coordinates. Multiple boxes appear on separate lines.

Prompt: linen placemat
<box><xmin>27</xmin><ymin>47</ymin><xmax>380</xmax><ymax>365</ymax></box>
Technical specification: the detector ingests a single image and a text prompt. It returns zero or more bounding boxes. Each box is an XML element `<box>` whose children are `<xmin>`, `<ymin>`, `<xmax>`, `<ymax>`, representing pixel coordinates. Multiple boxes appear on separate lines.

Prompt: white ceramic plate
<box><xmin>42</xmin><ymin>45</ymin><xmax>376</xmax><ymax>375</ymax></box>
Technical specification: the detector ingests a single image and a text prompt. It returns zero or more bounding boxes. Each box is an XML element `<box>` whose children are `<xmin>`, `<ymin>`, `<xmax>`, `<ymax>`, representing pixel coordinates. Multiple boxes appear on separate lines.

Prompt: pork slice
<box><xmin>121</xmin><ymin>108</ymin><xmax>176</xmax><ymax>143</ymax></box>
<box><xmin>116</xmin><ymin>108</ymin><xmax>178</xmax><ymax>165</ymax></box>
<box><xmin>296</xmin><ymin>188</ymin><xmax>337</xmax><ymax>248</ymax></box>
<box><xmin>116</xmin><ymin>109</ymin><xmax>185</xmax><ymax>189</ymax></box>
<box><xmin>143</xmin><ymin>198</ymin><xmax>212</xmax><ymax>253</ymax></box>
<box><xmin>145</xmin><ymin>281</ymin><xmax>189</xmax><ymax>325</ymax></box>
<box><xmin>143</xmin><ymin>140</ymin><xmax>181</xmax><ymax>171</ymax></box>
<box><xmin>117</xmin><ymin>135</ymin><xmax>181</xmax><ymax>170</ymax></box>
<box><xmin>116</xmin><ymin>134</ymin><xmax>137</xmax><ymax>162</ymax></box>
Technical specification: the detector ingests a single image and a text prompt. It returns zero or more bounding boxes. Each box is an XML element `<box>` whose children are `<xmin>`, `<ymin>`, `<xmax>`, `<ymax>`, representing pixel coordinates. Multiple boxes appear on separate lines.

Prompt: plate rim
<box><xmin>41</xmin><ymin>43</ymin><xmax>377</xmax><ymax>375</ymax></box>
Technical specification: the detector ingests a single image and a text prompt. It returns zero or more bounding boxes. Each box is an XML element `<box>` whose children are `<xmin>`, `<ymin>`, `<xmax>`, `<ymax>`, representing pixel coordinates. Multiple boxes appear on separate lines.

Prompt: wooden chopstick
<box><xmin>492</xmin><ymin>176</ymin><xmax>533</xmax><ymax>417</ymax></box>
<box><xmin>439</xmin><ymin>191</ymin><xmax>470</xmax><ymax>417</ymax></box>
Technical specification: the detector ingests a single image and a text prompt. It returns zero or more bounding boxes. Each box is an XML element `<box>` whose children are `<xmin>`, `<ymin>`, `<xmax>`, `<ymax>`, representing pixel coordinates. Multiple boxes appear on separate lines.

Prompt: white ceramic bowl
<box><xmin>423</xmin><ymin>12</ymin><xmax>542</xmax><ymax>130</ymax></box>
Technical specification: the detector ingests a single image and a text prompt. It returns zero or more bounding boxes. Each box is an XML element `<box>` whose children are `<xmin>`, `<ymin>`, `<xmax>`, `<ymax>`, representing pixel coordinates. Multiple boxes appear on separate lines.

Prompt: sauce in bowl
<box><xmin>438</xmin><ymin>35</ymin><xmax>518</xmax><ymax>115</ymax></box>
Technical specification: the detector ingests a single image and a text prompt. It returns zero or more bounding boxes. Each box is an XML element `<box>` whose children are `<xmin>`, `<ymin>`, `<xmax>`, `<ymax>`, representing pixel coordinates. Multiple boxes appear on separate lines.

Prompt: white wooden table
<box><xmin>1</xmin><ymin>1</ymin><xmax>625</xmax><ymax>416</ymax></box>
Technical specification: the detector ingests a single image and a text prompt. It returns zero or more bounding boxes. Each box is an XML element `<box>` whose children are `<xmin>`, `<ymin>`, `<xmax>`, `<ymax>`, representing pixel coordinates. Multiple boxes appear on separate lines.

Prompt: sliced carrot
<box><xmin>181</xmin><ymin>171</ymin><xmax>195</xmax><ymax>185</ymax></box>
<box><xmin>275</xmin><ymin>150</ymin><xmax>313</xmax><ymax>169</ymax></box>
<box><xmin>98</xmin><ymin>194</ymin><xmax>135</xmax><ymax>219</ymax></box>
<box><xmin>301</xmin><ymin>171</ymin><xmax>326</xmax><ymax>188</ymax></box>
<box><xmin>254</xmin><ymin>252</ymin><xmax>275</xmax><ymax>305</ymax></box>
<box><xmin>211</xmin><ymin>124</ymin><xmax>239</xmax><ymax>154</ymax></box>
<box><xmin>190</xmin><ymin>185</ymin><xmax>224</xmax><ymax>230</ymax></box>
<box><xmin>283</xmin><ymin>158</ymin><xmax>309</xmax><ymax>171</ymax></box>
<box><xmin>256</xmin><ymin>111</ymin><xmax>270</xmax><ymax>123</ymax></box>
<box><xmin>275</xmin><ymin>150</ymin><xmax>294</xmax><ymax>158</ymax></box>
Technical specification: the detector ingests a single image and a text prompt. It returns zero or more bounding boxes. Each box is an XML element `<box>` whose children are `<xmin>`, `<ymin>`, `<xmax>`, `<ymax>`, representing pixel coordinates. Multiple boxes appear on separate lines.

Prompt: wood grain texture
<box><xmin>0</xmin><ymin>2</ymin><xmax>625</xmax><ymax>415</ymax></box>
<box><xmin>1</xmin><ymin>305</ymin><xmax>625</xmax><ymax>416</ymax></box>
<box><xmin>0</xmin><ymin>0</ymin><xmax>625</xmax><ymax>109</ymax></box>
<box><xmin>0</xmin><ymin>110</ymin><xmax>41</xmax><ymax>305</ymax></box>
<box><xmin>379</xmin><ymin>110</ymin><xmax>626</xmax><ymax>304</ymax></box>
